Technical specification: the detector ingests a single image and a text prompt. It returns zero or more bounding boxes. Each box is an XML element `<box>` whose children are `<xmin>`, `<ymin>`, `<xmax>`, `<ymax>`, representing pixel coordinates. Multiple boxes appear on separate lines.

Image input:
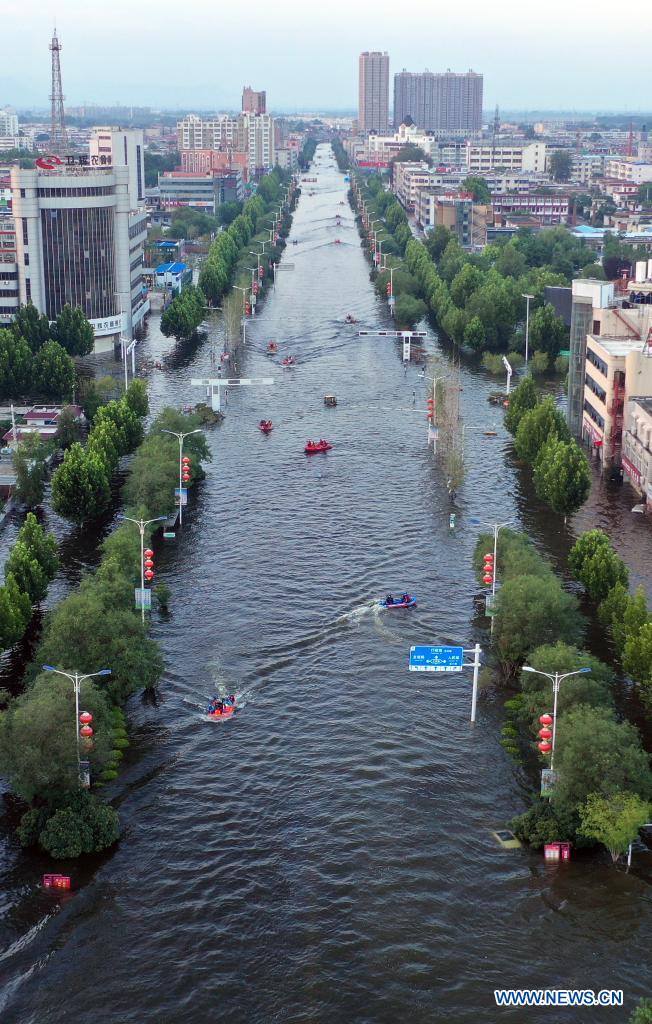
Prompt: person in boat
<box><xmin>401</xmin><ymin>593</ymin><xmax>409</xmax><ymax>604</ymax></box>
<box><xmin>207</xmin><ymin>697</ymin><xmax>220</xmax><ymax>714</ymax></box>
<box><xmin>386</xmin><ymin>593</ymin><xmax>394</xmax><ymax>605</ymax></box>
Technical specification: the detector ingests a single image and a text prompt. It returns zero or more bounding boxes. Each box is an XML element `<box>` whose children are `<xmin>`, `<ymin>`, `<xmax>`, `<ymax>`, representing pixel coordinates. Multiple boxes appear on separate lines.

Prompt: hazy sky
<box><xmin>2</xmin><ymin>0</ymin><xmax>648</xmax><ymax>113</ymax></box>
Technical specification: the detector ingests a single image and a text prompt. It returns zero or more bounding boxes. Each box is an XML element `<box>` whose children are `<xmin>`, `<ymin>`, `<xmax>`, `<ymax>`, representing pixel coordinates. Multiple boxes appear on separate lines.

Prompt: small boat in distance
<box><xmin>379</xmin><ymin>594</ymin><xmax>417</xmax><ymax>610</ymax></box>
<box><xmin>304</xmin><ymin>439</ymin><xmax>332</xmax><ymax>455</ymax></box>
<box><xmin>267</xmin><ymin>341</ymin><xmax>279</xmax><ymax>354</ymax></box>
<box><xmin>281</xmin><ymin>356</ymin><xmax>296</xmax><ymax>367</ymax></box>
<box><xmin>259</xmin><ymin>420</ymin><xmax>273</xmax><ymax>434</ymax></box>
<box><xmin>324</xmin><ymin>395</ymin><xmax>337</xmax><ymax>407</ymax></box>
<box><xmin>345</xmin><ymin>314</ymin><xmax>358</xmax><ymax>324</ymax></box>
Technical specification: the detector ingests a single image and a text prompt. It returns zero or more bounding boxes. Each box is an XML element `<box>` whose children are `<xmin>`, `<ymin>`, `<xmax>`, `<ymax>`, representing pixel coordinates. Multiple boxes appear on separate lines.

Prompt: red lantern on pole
<box><xmin>539</xmin><ymin>713</ymin><xmax>553</xmax><ymax>726</ymax></box>
<box><xmin>144</xmin><ymin>548</ymin><xmax>154</xmax><ymax>559</ymax></box>
<box><xmin>182</xmin><ymin>456</ymin><xmax>191</xmax><ymax>465</ymax></box>
<box><xmin>538</xmin><ymin>727</ymin><xmax>553</xmax><ymax>740</ymax></box>
<box><xmin>79</xmin><ymin>725</ymin><xmax>93</xmax><ymax>738</ymax></box>
<box><xmin>145</xmin><ymin>569</ymin><xmax>154</xmax><ymax>581</ymax></box>
<box><xmin>484</xmin><ymin>553</ymin><xmax>494</xmax><ymax>562</ymax></box>
<box><xmin>144</xmin><ymin>558</ymin><xmax>154</xmax><ymax>569</ymax></box>
<box><xmin>426</xmin><ymin>398</ymin><xmax>434</xmax><ymax>421</ymax></box>
<box><xmin>79</xmin><ymin>711</ymin><xmax>93</xmax><ymax>725</ymax></box>
<box><xmin>538</xmin><ymin>741</ymin><xmax>552</xmax><ymax>753</ymax></box>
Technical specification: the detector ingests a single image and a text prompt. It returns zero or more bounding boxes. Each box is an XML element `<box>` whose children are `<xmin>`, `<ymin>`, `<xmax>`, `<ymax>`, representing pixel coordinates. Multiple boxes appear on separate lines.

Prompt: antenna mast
<box><xmin>49</xmin><ymin>28</ymin><xmax>67</xmax><ymax>154</ymax></box>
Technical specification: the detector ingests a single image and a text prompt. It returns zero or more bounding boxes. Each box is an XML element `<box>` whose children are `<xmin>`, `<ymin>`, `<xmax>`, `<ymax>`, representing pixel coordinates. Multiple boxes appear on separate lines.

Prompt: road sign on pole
<box><xmin>408</xmin><ymin>642</ymin><xmax>483</xmax><ymax>722</ymax></box>
<box><xmin>409</xmin><ymin>645</ymin><xmax>464</xmax><ymax>672</ymax></box>
<box><xmin>174</xmin><ymin>487</ymin><xmax>188</xmax><ymax>506</ymax></box>
<box><xmin>135</xmin><ymin>588</ymin><xmax>152</xmax><ymax>610</ymax></box>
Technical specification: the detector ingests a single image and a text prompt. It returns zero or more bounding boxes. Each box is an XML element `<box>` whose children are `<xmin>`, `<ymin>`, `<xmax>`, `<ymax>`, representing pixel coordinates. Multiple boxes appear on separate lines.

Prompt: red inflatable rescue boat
<box><xmin>304</xmin><ymin>440</ymin><xmax>332</xmax><ymax>454</ymax></box>
<box><xmin>259</xmin><ymin>420</ymin><xmax>273</xmax><ymax>434</ymax></box>
<box><xmin>206</xmin><ymin>695</ymin><xmax>237</xmax><ymax>719</ymax></box>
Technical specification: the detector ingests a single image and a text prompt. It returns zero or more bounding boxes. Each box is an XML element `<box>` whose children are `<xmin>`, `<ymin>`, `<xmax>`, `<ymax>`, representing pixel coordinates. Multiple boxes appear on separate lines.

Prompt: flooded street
<box><xmin>1</xmin><ymin>144</ymin><xmax>651</xmax><ymax>1023</ymax></box>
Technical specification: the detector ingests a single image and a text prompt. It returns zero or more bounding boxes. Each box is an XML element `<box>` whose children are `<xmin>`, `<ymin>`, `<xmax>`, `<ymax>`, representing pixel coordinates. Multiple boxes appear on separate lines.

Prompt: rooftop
<box><xmin>630</xmin><ymin>397</ymin><xmax>652</xmax><ymax>417</ymax></box>
<box><xmin>588</xmin><ymin>334</ymin><xmax>646</xmax><ymax>357</ymax></box>
<box><xmin>156</xmin><ymin>262</ymin><xmax>187</xmax><ymax>274</ymax></box>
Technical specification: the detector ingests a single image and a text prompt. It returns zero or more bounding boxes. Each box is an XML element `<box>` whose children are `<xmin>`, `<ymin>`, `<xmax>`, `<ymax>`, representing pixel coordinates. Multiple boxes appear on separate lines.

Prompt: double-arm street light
<box><xmin>122</xmin><ymin>514</ymin><xmax>168</xmax><ymax>621</ymax></box>
<box><xmin>522</xmin><ymin>665</ymin><xmax>591</xmax><ymax>769</ymax></box>
<box><xmin>161</xmin><ymin>428</ymin><xmax>202</xmax><ymax>528</ymax></box>
<box><xmin>42</xmin><ymin>665</ymin><xmax>112</xmax><ymax>784</ymax></box>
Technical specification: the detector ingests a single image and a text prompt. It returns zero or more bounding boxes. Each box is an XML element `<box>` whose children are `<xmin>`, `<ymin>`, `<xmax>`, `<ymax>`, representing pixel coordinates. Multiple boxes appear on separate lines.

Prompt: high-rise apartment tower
<box><xmin>393</xmin><ymin>70</ymin><xmax>483</xmax><ymax>135</ymax></box>
<box><xmin>358</xmin><ymin>52</ymin><xmax>389</xmax><ymax>134</ymax></box>
<box><xmin>242</xmin><ymin>87</ymin><xmax>266</xmax><ymax>115</ymax></box>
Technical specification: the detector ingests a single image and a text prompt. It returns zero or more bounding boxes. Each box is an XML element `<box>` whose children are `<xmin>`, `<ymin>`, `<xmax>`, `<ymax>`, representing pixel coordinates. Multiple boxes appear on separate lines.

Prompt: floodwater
<box><xmin>1</xmin><ymin>145</ymin><xmax>652</xmax><ymax>1023</ymax></box>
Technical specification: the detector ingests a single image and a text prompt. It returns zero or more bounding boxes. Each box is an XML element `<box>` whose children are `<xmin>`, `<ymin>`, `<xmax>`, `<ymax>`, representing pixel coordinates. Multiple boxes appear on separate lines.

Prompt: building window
<box><xmin>24</xmin><ymin>252</ymin><xmax>29</xmax><ymax>266</ymax></box>
<box><xmin>25</xmin><ymin>279</ymin><xmax>31</xmax><ymax>302</ymax></box>
<box><xmin>40</xmin><ymin>205</ymin><xmax>116</xmax><ymax>319</ymax></box>
<box><xmin>22</xmin><ymin>220</ymin><xmax>28</xmax><ymax>246</ymax></box>
<box><xmin>587</xmin><ymin>346</ymin><xmax>608</xmax><ymax>377</ymax></box>
<box><xmin>20</xmin><ymin>188</ymin><xmax>25</xmax><ymax>198</ymax></box>
<box><xmin>584</xmin><ymin>398</ymin><xmax>605</xmax><ymax>429</ymax></box>
<box><xmin>585</xmin><ymin>372</ymin><xmax>606</xmax><ymax>403</ymax></box>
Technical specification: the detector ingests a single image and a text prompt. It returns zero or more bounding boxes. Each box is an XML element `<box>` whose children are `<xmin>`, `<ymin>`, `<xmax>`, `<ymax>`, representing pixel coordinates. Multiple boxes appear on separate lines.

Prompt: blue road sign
<box><xmin>409</xmin><ymin>645</ymin><xmax>464</xmax><ymax>672</ymax></box>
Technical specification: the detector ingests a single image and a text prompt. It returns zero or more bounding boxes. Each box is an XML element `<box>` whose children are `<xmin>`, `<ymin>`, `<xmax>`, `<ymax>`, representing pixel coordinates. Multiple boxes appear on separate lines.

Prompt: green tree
<box><xmin>529</xmin><ymin>350</ymin><xmax>549</xmax><ymax>375</ymax></box>
<box><xmin>0</xmin><ymin>329</ymin><xmax>33</xmax><ymax>397</ymax></box>
<box><xmin>0</xmin><ymin>674</ymin><xmax>114</xmax><ymax>803</ymax></box>
<box><xmin>0</xmin><ymin>573</ymin><xmax>32</xmax><ymax>649</ymax></box>
<box><xmin>612</xmin><ymin>588</ymin><xmax>651</xmax><ymax>657</ymax></box>
<box><xmin>450</xmin><ymin>264</ymin><xmax>484</xmax><ymax>307</ymax></box>
<box><xmin>528</xmin><ymin>303</ymin><xmax>569</xmax><ymax>360</ymax></box>
<box><xmin>465</xmin><ymin>316</ymin><xmax>486</xmax><ymax>350</ymax></box>
<box><xmin>552</xmin><ymin>706</ymin><xmax>652</xmax><ymax>813</ymax></box>
<box><xmin>533</xmin><ymin>437</ymin><xmax>591</xmax><ymax>518</ymax></box>
<box><xmin>637</xmin><ymin>183</ymin><xmax>652</xmax><ymax>205</ymax></box>
<box><xmin>514</xmin><ymin>397</ymin><xmax>569</xmax><ymax>463</ymax></box>
<box><xmin>38</xmin><ymin>794</ymin><xmax>120</xmax><ymax>859</ymax></box>
<box><xmin>549</xmin><ymin>150</ymin><xmax>573</xmax><ymax>182</ymax></box>
<box><xmin>462</xmin><ymin>175</ymin><xmax>491</xmax><ymax>203</ymax></box>
<box><xmin>518</xmin><ymin>642</ymin><xmax>614</xmax><ymax>732</ymax></box>
<box><xmin>51</xmin><ymin>305</ymin><xmax>94</xmax><ymax>357</ymax></box>
<box><xmin>425</xmin><ymin>225</ymin><xmax>452</xmax><ymax>262</ymax></box>
<box><xmin>569</xmin><ymin>530</ymin><xmax>629</xmax><ymax>603</ymax></box>
<box><xmin>123</xmin><ymin>379</ymin><xmax>149</xmax><ymax>418</ymax></box>
<box><xmin>494</xmin><ymin>574</ymin><xmax>583</xmax><ymax>675</ymax></box>
<box><xmin>33</xmin><ymin>340</ymin><xmax>75</xmax><ymax>399</ymax></box>
<box><xmin>4</xmin><ymin>541</ymin><xmax>47</xmax><ymax>604</ymax></box>
<box><xmin>12</xmin><ymin>433</ymin><xmax>48</xmax><ymax>507</ymax></box>
<box><xmin>393</xmin><ymin>295</ymin><xmax>426</xmax><ymax>329</ymax></box>
<box><xmin>19</xmin><ymin>512</ymin><xmax>59</xmax><ymax>581</ymax></box>
<box><xmin>579</xmin><ymin>791</ymin><xmax>651</xmax><ymax>863</ymax></box>
<box><xmin>623</xmin><ymin>622</ymin><xmax>652</xmax><ymax>695</ymax></box>
<box><xmin>504</xmin><ymin>375</ymin><xmax>539</xmax><ymax>434</ymax></box>
<box><xmin>51</xmin><ymin>443</ymin><xmax>111</xmax><ymax>524</ymax></box>
<box><xmin>54</xmin><ymin>405</ymin><xmax>83</xmax><ymax>449</ymax></box>
<box><xmin>630</xmin><ymin>999</ymin><xmax>652</xmax><ymax>1023</ymax></box>
<box><xmin>36</xmin><ymin>589</ymin><xmax>164</xmax><ymax>704</ymax></box>
<box><xmin>11</xmin><ymin>302</ymin><xmax>51</xmax><ymax>352</ymax></box>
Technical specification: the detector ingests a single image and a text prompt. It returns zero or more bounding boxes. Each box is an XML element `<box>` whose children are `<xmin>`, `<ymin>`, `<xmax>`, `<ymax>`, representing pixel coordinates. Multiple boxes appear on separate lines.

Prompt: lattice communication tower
<box><xmin>49</xmin><ymin>29</ymin><xmax>68</xmax><ymax>153</ymax></box>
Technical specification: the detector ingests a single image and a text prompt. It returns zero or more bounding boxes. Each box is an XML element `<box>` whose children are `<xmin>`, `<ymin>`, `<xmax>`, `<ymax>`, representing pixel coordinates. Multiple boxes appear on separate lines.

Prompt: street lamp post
<box><xmin>160</xmin><ymin>428</ymin><xmax>202</xmax><ymax>530</ymax></box>
<box><xmin>122</xmin><ymin>514</ymin><xmax>168</xmax><ymax>621</ymax></box>
<box><xmin>42</xmin><ymin>665</ymin><xmax>112</xmax><ymax>784</ymax></box>
<box><xmin>522</xmin><ymin>294</ymin><xmax>535</xmax><ymax>368</ymax></box>
<box><xmin>522</xmin><ymin>666</ymin><xmax>591</xmax><ymax>769</ymax></box>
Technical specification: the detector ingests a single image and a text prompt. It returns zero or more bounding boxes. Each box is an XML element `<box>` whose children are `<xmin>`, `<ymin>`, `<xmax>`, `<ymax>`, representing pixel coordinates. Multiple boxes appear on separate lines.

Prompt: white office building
<box><xmin>89</xmin><ymin>127</ymin><xmax>146</xmax><ymax>207</ymax></box>
<box><xmin>240</xmin><ymin>113</ymin><xmax>275</xmax><ymax>173</ymax></box>
<box><xmin>10</xmin><ymin>163</ymin><xmax>148</xmax><ymax>353</ymax></box>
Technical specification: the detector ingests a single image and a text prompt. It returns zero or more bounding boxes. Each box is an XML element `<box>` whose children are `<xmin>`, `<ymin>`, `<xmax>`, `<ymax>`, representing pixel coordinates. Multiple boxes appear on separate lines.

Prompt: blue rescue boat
<box><xmin>379</xmin><ymin>594</ymin><xmax>417</xmax><ymax>609</ymax></box>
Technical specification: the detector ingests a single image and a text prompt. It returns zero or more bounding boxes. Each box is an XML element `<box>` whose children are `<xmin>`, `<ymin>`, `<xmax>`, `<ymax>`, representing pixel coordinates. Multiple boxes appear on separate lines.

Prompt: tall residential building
<box><xmin>176</xmin><ymin>114</ymin><xmax>239</xmax><ymax>151</ymax></box>
<box><xmin>393</xmin><ymin>71</ymin><xmax>483</xmax><ymax>135</ymax></box>
<box><xmin>10</xmin><ymin>164</ymin><xmax>149</xmax><ymax>351</ymax></box>
<box><xmin>239</xmin><ymin>113</ymin><xmax>275</xmax><ymax>174</ymax></box>
<box><xmin>242</xmin><ymin>87</ymin><xmax>266</xmax><ymax>114</ymax></box>
<box><xmin>0</xmin><ymin>110</ymin><xmax>18</xmax><ymax>137</ymax></box>
<box><xmin>358</xmin><ymin>51</ymin><xmax>389</xmax><ymax>134</ymax></box>
<box><xmin>89</xmin><ymin>127</ymin><xmax>145</xmax><ymax>206</ymax></box>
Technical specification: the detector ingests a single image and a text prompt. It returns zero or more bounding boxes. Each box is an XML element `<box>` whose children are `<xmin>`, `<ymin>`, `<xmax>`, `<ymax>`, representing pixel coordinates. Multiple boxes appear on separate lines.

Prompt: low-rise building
<box><xmin>581</xmin><ymin>323</ymin><xmax>652</xmax><ymax>464</ymax></box>
<box><xmin>465</xmin><ymin>141</ymin><xmax>546</xmax><ymax>173</ymax></box>
<box><xmin>604</xmin><ymin>159</ymin><xmax>652</xmax><ymax>184</ymax></box>
<box><xmin>158</xmin><ymin>170</ymin><xmax>244</xmax><ymax>212</ymax></box>
<box><xmin>622</xmin><ymin>396</ymin><xmax>652</xmax><ymax>503</ymax></box>
<box><xmin>491</xmin><ymin>192</ymin><xmax>569</xmax><ymax>225</ymax></box>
